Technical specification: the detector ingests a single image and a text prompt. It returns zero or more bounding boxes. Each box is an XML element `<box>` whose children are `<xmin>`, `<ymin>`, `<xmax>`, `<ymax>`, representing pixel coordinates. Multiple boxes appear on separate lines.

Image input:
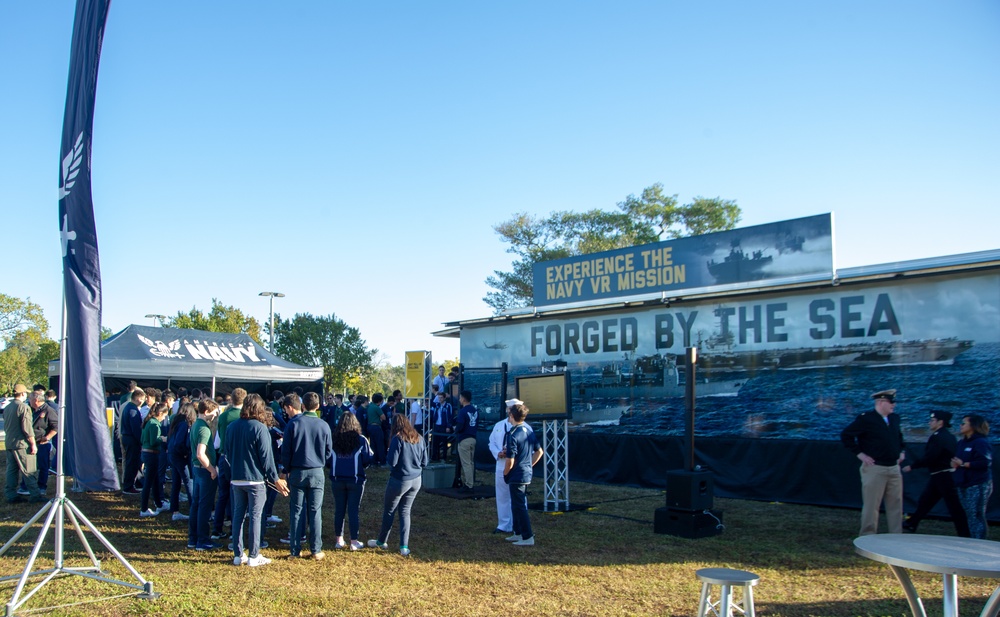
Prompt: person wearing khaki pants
<box><xmin>841</xmin><ymin>389</ymin><xmax>906</xmax><ymax>536</ymax></box>
<box><xmin>454</xmin><ymin>390</ymin><xmax>479</xmax><ymax>493</ymax></box>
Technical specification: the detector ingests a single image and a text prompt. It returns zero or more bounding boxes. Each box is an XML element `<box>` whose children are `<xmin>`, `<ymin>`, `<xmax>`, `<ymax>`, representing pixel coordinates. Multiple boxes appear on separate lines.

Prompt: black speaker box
<box><xmin>665</xmin><ymin>470</ymin><xmax>714</xmax><ymax>511</ymax></box>
<box><xmin>654</xmin><ymin>507</ymin><xmax>724</xmax><ymax>538</ymax></box>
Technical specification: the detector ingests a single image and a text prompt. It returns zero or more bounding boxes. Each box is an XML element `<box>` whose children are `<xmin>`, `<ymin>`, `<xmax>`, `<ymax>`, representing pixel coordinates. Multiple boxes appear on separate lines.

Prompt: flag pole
<box><xmin>0</xmin><ymin>300</ymin><xmax>159</xmax><ymax>617</ymax></box>
<box><xmin>0</xmin><ymin>0</ymin><xmax>158</xmax><ymax>612</ymax></box>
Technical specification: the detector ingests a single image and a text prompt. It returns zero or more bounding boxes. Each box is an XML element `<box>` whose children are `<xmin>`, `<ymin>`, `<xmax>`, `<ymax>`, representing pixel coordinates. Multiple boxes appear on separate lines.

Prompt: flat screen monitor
<box><xmin>515</xmin><ymin>372</ymin><xmax>572</xmax><ymax>421</ymax></box>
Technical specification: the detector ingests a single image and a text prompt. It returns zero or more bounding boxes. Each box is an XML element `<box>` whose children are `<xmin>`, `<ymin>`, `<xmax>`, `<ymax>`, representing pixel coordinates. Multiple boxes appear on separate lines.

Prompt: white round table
<box><xmin>854</xmin><ymin>534</ymin><xmax>1000</xmax><ymax>617</ymax></box>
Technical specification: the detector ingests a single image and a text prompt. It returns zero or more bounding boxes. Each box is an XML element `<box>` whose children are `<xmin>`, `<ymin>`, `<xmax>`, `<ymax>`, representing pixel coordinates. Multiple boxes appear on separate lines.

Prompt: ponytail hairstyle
<box><xmin>142</xmin><ymin>401</ymin><xmax>170</xmax><ymax>428</ymax></box>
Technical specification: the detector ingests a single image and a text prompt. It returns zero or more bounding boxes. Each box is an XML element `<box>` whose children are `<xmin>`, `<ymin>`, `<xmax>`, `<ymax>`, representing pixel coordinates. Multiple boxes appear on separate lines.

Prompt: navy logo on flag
<box><xmin>59</xmin><ymin>132</ymin><xmax>85</xmax><ymax>200</ymax></box>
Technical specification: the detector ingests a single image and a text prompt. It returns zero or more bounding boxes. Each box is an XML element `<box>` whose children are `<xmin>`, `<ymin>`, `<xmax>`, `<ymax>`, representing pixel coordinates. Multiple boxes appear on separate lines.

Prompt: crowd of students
<box><xmin>111</xmin><ymin>381</ymin><xmax>540</xmax><ymax>567</ymax></box>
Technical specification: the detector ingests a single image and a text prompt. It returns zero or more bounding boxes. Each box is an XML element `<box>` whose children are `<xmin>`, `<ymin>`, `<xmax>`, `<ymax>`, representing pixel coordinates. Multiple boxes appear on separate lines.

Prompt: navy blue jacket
<box><xmin>840</xmin><ymin>410</ymin><xmax>904</xmax><ymax>466</ymax></box>
<box><xmin>122</xmin><ymin>402</ymin><xmax>143</xmax><ymax>444</ymax></box>
<box><xmin>225</xmin><ymin>418</ymin><xmax>279</xmax><ymax>484</ymax></box>
<box><xmin>387</xmin><ymin>435</ymin><xmax>428</xmax><ymax>481</ymax></box>
<box><xmin>281</xmin><ymin>412</ymin><xmax>333</xmax><ymax>471</ymax></box>
<box><xmin>331</xmin><ymin>435</ymin><xmax>373</xmax><ymax>484</ymax></box>
<box><xmin>454</xmin><ymin>404</ymin><xmax>479</xmax><ymax>441</ymax></box>
<box><xmin>953</xmin><ymin>434</ymin><xmax>993</xmax><ymax>488</ymax></box>
<box><xmin>504</xmin><ymin>424</ymin><xmax>541</xmax><ymax>484</ymax></box>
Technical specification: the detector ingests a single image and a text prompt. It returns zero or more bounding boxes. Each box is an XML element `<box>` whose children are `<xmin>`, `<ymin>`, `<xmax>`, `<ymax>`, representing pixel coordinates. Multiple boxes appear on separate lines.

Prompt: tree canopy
<box><xmin>484</xmin><ymin>184</ymin><xmax>741</xmax><ymax>312</ymax></box>
<box><xmin>0</xmin><ymin>293</ymin><xmax>56</xmax><ymax>392</ymax></box>
<box><xmin>165</xmin><ymin>299</ymin><xmax>263</xmax><ymax>344</ymax></box>
<box><xmin>272</xmin><ymin>313</ymin><xmax>376</xmax><ymax>394</ymax></box>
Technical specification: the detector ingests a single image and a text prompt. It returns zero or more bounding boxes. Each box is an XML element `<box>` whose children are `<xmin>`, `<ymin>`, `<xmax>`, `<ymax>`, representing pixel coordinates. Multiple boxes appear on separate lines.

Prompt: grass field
<box><xmin>0</xmin><ymin>458</ymin><xmax>996</xmax><ymax>617</ymax></box>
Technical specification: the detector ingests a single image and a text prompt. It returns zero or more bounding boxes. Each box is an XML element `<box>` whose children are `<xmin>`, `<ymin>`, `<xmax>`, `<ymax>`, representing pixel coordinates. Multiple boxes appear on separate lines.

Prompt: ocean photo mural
<box><xmin>461</xmin><ymin>271</ymin><xmax>1000</xmax><ymax>444</ymax></box>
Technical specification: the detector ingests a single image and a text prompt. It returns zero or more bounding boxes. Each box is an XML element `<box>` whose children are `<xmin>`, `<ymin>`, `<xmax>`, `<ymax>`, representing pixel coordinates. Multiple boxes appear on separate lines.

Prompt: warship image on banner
<box><xmin>563</xmin><ymin>354</ymin><xmax>747</xmax><ymax>425</ymax></box>
<box><xmin>707</xmin><ymin>239</ymin><xmax>774</xmax><ymax>284</ymax></box>
<box><xmin>693</xmin><ymin>317</ymin><xmax>974</xmax><ymax>374</ymax></box>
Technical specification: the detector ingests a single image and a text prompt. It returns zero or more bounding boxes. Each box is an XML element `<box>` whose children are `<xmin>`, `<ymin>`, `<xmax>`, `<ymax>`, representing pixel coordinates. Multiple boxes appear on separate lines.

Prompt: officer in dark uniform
<box><xmin>840</xmin><ymin>388</ymin><xmax>906</xmax><ymax>535</ymax></box>
<box><xmin>901</xmin><ymin>410</ymin><xmax>970</xmax><ymax>536</ymax></box>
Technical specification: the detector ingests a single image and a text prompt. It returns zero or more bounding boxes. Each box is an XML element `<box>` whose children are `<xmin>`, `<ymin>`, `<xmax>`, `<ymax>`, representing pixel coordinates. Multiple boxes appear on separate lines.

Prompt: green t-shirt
<box><xmin>190</xmin><ymin>417</ymin><xmax>216</xmax><ymax>468</ymax></box>
<box><xmin>141</xmin><ymin>417</ymin><xmax>163</xmax><ymax>451</ymax></box>
<box><xmin>367</xmin><ymin>403</ymin><xmax>383</xmax><ymax>426</ymax></box>
<box><xmin>215</xmin><ymin>406</ymin><xmax>241</xmax><ymax>455</ymax></box>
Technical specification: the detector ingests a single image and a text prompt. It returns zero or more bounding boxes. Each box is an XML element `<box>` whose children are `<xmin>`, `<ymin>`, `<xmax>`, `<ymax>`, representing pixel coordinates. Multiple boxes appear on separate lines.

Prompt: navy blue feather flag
<box><xmin>58</xmin><ymin>0</ymin><xmax>118</xmax><ymax>491</ymax></box>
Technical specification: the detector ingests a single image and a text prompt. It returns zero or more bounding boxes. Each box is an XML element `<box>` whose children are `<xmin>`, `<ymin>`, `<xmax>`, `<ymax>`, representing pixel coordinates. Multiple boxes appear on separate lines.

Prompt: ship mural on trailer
<box><xmin>461</xmin><ymin>272</ymin><xmax>999</xmax><ymax>441</ymax></box>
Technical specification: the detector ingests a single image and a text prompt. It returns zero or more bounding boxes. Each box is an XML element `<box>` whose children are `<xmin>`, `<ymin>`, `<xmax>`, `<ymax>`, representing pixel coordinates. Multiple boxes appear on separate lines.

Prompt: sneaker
<box><xmin>211</xmin><ymin>532</ymin><xmax>226</xmax><ymax>541</ymax></box>
<box><xmin>266</xmin><ymin>515</ymin><xmax>282</xmax><ymax>524</ymax></box>
<box><xmin>17</xmin><ymin>489</ymin><xmax>30</xmax><ymax>496</ymax></box>
<box><xmin>513</xmin><ymin>537</ymin><xmax>535</xmax><ymax>546</ymax></box>
<box><xmin>400</xmin><ymin>547</ymin><xmax>410</xmax><ymax>557</ymax></box>
<box><xmin>233</xmin><ymin>554</ymin><xmax>248</xmax><ymax>566</ymax></box>
<box><xmin>334</xmin><ymin>539</ymin><xmax>347</xmax><ymax>549</ymax></box>
<box><xmin>247</xmin><ymin>555</ymin><xmax>272</xmax><ymax>567</ymax></box>
<box><xmin>260</xmin><ymin>541</ymin><xmax>269</xmax><ymax>549</ymax></box>
<box><xmin>279</xmin><ymin>536</ymin><xmax>291</xmax><ymax>545</ymax></box>
<box><xmin>139</xmin><ymin>509</ymin><xmax>159</xmax><ymax>518</ymax></box>
<box><xmin>312</xmin><ymin>551</ymin><xmax>326</xmax><ymax>561</ymax></box>
<box><xmin>195</xmin><ymin>542</ymin><xmax>220</xmax><ymax>551</ymax></box>
<box><xmin>122</xmin><ymin>488</ymin><xmax>140</xmax><ymax>495</ymax></box>
<box><xmin>172</xmin><ymin>512</ymin><xmax>190</xmax><ymax>521</ymax></box>
<box><xmin>156</xmin><ymin>504</ymin><xmax>171</xmax><ymax>514</ymax></box>
<box><xmin>186</xmin><ymin>543</ymin><xmax>197</xmax><ymax>549</ymax></box>
<box><xmin>179</xmin><ymin>494</ymin><xmax>189</xmax><ymax>503</ymax></box>
<box><xmin>504</xmin><ymin>534</ymin><xmax>521</xmax><ymax>542</ymax></box>
<box><xmin>367</xmin><ymin>539</ymin><xmax>388</xmax><ymax>550</ymax></box>
<box><xmin>350</xmin><ymin>540</ymin><xmax>364</xmax><ymax>551</ymax></box>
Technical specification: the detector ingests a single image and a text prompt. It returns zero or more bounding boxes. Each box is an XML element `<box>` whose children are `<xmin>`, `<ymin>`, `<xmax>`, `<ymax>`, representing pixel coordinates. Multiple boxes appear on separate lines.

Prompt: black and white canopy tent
<box><xmin>49</xmin><ymin>324</ymin><xmax>324</xmax><ymax>398</ymax></box>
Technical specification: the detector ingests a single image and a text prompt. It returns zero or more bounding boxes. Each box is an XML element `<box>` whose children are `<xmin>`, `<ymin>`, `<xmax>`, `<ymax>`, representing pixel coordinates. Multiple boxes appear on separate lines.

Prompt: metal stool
<box><xmin>696</xmin><ymin>568</ymin><xmax>759</xmax><ymax>617</ymax></box>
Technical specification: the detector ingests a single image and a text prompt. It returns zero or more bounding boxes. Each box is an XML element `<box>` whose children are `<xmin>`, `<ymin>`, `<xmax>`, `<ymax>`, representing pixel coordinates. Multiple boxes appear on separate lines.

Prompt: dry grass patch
<box><xmin>0</xmin><ymin>458</ymin><xmax>996</xmax><ymax>616</ymax></box>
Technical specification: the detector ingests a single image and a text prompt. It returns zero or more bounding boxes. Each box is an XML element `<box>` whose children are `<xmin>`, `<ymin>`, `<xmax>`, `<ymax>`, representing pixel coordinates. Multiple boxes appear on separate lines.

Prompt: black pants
<box><xmin>121</xmin><ymin>438</ymin><xmax>142</xmax><ymax>491</ymax></box>
<box><xmin>907</xmin><ymin>471</ymin><xmax>971</xmax><ymax>537</ymax></box>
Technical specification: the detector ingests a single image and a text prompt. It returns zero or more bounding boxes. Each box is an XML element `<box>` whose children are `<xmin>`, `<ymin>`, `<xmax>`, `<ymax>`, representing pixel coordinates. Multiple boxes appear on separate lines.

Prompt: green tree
<box><xmin>354</xmin><ymin>354</ymin><xmax>405</xmax><ymax>396</ymax></box>
<box><xmin>0</xmin><ymin>293</ymin><xmax>55</xmax><ymax>391</ymax></box>
<box><xmin>485</xmin><ymin>184</ymin><xmax>741</xmax><ymax>312</ymax></box>
<box><xmin>0</xmin><ymin>328</ymin><xmax>57</xmax><ymax>391</ymax></box>
<box><xmin>0</xmin><ymin>293</ymin><xmax>49</xmax><ymax>342</ymax></box>
<box><xmin>165</xmin><ymin>299</ymin><xmax>263</xmax><ymax>344</ymax></box>
<box><xmin>272</xmin><ymin>313</ymin><xmax>376</xmax><ymax>393</ymax></box>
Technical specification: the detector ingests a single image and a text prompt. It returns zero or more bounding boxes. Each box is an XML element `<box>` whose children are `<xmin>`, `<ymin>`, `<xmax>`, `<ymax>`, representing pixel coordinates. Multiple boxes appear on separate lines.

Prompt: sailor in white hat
<box><xmin>487</xmin><ymin>398</ymin><xmax>534</xmax><ymax>534</ymax></box>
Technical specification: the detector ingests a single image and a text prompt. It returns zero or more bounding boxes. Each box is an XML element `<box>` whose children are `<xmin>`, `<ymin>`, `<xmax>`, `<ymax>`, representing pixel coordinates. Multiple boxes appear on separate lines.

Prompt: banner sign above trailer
<box><xmin>532</xmin><ymin>214</ymin><xmax>834</xmax><ymax>307</ymax></box>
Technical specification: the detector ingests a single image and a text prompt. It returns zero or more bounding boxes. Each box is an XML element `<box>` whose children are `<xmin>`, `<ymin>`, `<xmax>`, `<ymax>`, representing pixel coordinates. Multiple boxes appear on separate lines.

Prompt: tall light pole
<box><xmin>144</xmin><ymin>313</ymin><xmax>167</xmax><ymax>327</ymax></box>
<box><xmin>258</xmin><ymin>291</ymin><xmax>284</xmax><ymax>352</ymax></box>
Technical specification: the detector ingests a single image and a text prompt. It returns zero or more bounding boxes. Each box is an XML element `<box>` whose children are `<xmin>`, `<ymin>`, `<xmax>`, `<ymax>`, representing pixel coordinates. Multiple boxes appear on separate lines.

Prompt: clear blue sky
<box><xmin>2</xmin><ymin>1</ymin><xmax>998</xmax><ymax>365</ymax></box>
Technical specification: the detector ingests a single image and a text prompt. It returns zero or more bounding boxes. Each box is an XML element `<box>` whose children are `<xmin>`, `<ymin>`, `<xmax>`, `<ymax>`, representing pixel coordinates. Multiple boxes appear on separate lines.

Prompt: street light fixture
<box><xmin>144</xmin><ymin>314</ymin><xmax>167</xmax><ymax>327</ymax></box>
<box><xmin>258</xmin><ymin>292</ymin><xmax>285</xmax><ymax>352</ymax></box>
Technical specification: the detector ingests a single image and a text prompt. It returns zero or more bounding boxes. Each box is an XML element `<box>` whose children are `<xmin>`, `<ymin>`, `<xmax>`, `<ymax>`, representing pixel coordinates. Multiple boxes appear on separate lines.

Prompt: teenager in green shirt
<box><xmin>139</xmin><ymin>402</ymin><xmax>169</xmax><ymax>517</ymax></box>
<box><xmin>189</xmin><ymin>399</ymin><xmax>221</xmax><ymax>550</ymax></box>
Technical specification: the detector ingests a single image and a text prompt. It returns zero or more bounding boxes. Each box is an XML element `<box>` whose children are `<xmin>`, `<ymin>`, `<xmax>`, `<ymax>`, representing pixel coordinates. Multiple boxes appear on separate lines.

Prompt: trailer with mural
<box><xmin>445</xmin><ymin>215</ymin><xmax>1000</xmax><ymax>518</ymax></box>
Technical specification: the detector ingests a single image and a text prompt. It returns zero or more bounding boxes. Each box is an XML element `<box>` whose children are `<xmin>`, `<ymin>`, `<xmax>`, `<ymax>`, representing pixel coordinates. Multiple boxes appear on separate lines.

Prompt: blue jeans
<box><xmin>288</xmin><ymin>468</ymin><xmax>325</xmax><ymax>554</ymax></box>
<box><xmin>377</xmin><ymin>476</ymin><xmax>421</xmax><ymax>548</ymax></box>
<box><xmin>212</xmin><ymin>455</ymin><xmax>232</xmax><ymax>534</ymax></box>
<box><xmin>140</xmin><ymin>452</ymin><xmax>163</xmax><ymax>512</ymax></box>
<box><xmin>168</xmin><ymin>453</ymin><xmax>192</xmax><ymax>512</ymax></box>
<box><xmin>189</xmin><ymin>467</ymin><xmax>217</xmax><ymax>546</ymax></box>
<box><xmin>331</xmin><ymin>478</ymin><xmax>366</xmax><ymax>540</ymax></box>
<box><xmin>958</xmin><ymin>481</ymin><xmax>994</xmax><ymax>539</ymax></box>
<box><xmin>232</xmin><ymin>483</ymin><xmax>267</xmax><ymax>559</ymax></box>
<box><xmin>509</xmin><ymin>482</ymin><xmax>533</xmax><ymax>540</ymax></box>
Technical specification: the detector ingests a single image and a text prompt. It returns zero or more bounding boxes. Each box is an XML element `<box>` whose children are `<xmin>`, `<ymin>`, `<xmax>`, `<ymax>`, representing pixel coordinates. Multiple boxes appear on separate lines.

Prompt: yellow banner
<box><xmin>405</xmin><ymin>351</ymin><xmax>428</xmax><ymax>398</ymax></box>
